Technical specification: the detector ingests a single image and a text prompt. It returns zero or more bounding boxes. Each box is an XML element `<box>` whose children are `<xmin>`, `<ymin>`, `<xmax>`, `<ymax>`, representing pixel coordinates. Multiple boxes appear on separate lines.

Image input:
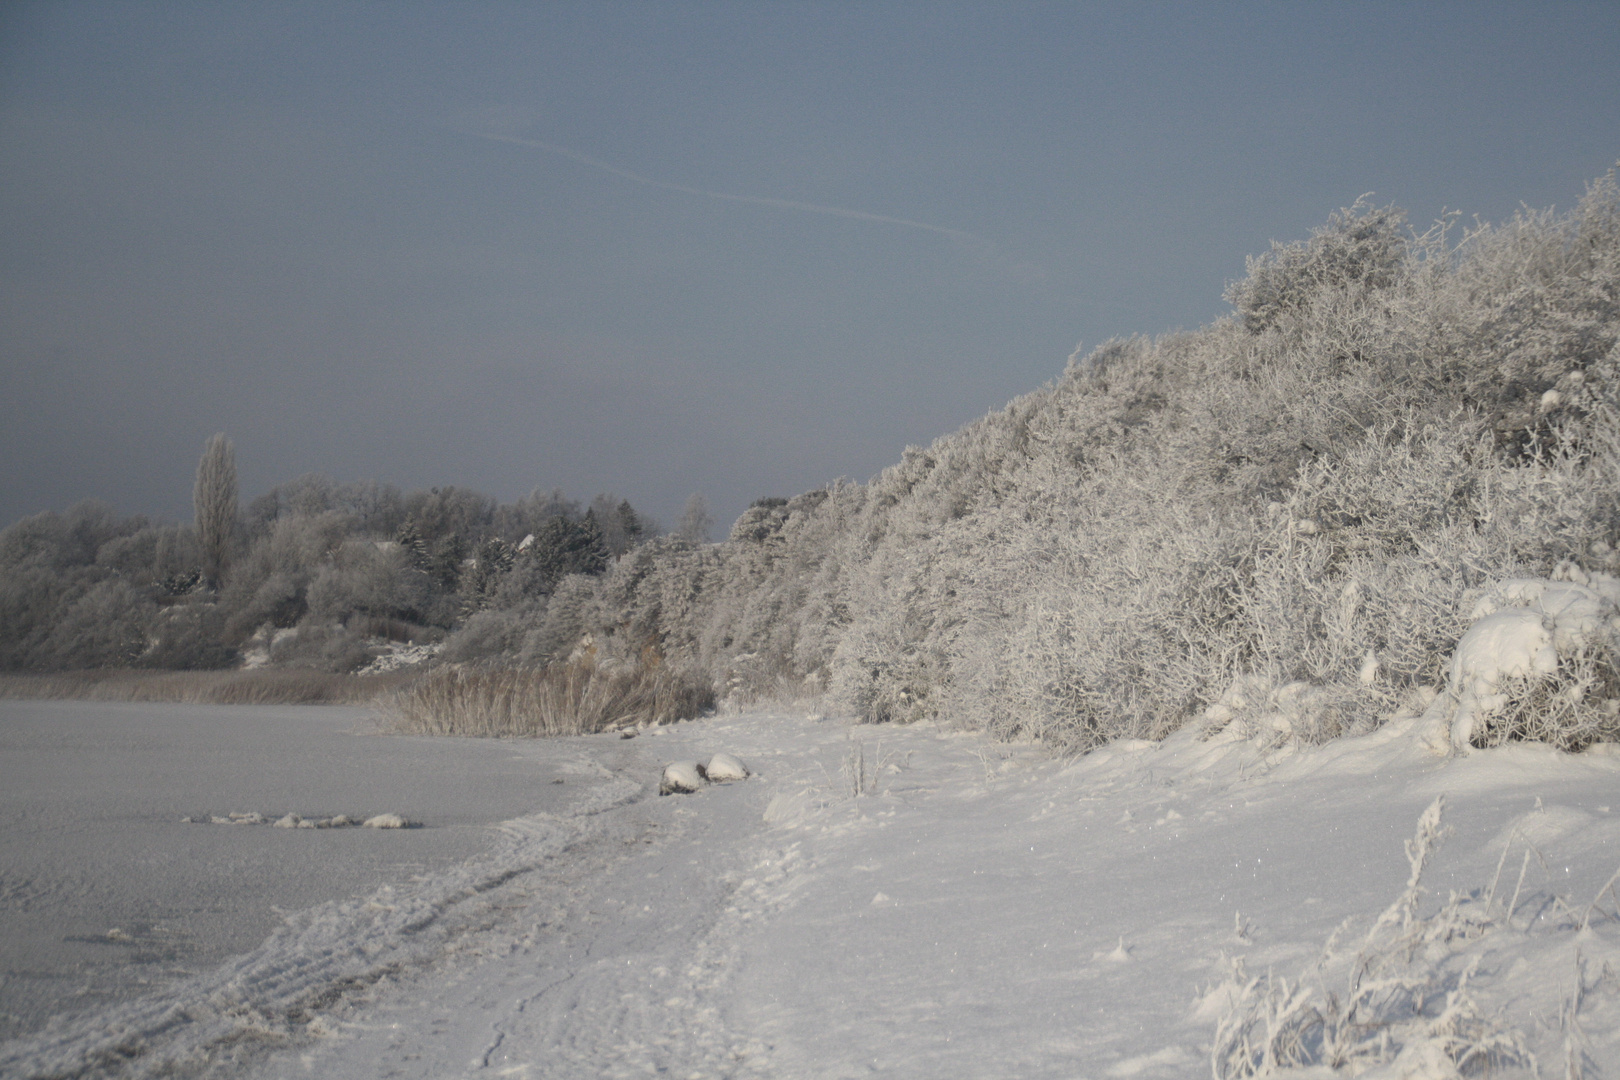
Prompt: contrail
<box><xmin>465</xmin><ymin>129</ymin><xmax>980</xmax><ymax>243</ymax></box>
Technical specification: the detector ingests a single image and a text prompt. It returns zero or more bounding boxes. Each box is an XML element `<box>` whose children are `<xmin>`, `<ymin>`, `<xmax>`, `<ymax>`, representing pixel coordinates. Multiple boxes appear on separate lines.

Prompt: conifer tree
<box><xmin>616</xmin><ymin>499</ymin><xmax>644</xmax><ymax>548</ymax></box>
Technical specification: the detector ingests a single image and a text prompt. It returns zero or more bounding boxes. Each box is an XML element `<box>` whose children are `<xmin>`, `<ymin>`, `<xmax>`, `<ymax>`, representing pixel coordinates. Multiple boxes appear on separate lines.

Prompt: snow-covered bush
<box><xmin>496</xmin><ymin>169</ymin><xmax>1620</xmax><ymax>754</ymax></box>
<box><xmin>1438</xmin><ymin>568</ymin><xmax>1620</xmax><ymax>752</ymax></box>
<box><xmin>1225</xmin><ymin>197</ymin><xmax>1408</xmax><ymax>334</ymax></box>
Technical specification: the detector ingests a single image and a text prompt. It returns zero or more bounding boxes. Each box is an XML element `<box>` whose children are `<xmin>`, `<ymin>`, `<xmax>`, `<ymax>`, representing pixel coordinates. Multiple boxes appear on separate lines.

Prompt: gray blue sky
<box><xmin>3</xmin><ymin>2</ymin><xmax>1618</xmax><ymax>534</ymax></box>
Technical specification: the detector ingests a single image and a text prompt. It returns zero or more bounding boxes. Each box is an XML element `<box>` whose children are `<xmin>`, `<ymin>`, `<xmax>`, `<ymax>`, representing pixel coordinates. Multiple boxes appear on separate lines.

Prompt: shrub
<box><xmin>141</xmin><ymin>602</ymin><xmax>238</xmax><ymax>670</ymax></box>
<box><xmin>1225</xmin><ymin>197</ymin><xmax>1408</xmax><ymax>334</ymax></box>
<box><xmin>38</xmin><ymin>578</ymin><xmax>150</xmax><ymax>669</ymax></box>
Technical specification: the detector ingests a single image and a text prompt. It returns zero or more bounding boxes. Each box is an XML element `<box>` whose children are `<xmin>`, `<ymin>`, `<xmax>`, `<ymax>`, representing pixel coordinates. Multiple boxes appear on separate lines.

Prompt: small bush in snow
<box><xmin>1211</xmin><ymin>797</ymin><xmax>1531</xmax><ymax>1078</ymax></box>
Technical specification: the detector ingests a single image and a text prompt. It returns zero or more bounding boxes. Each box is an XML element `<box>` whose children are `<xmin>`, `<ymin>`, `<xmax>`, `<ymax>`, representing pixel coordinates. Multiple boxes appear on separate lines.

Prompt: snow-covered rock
<box><xmin>704</xmin><ymin>753</ymin><xmax>749</xmax><ymax>782</ymax></box>
<box><xmin>362</xmin><ymin>813</ymin><xmax>413</xmax><ymax>829</ymax></box>
<box><xmin>659</xmin><ymin>761</ymin><xmax>707</xmax><ymax>795</ymax></box>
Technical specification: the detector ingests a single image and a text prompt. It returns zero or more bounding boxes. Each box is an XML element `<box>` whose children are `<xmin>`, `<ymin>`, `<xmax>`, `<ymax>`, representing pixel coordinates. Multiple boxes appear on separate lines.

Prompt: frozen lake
<box><xmin>0</xmin><ymin>699</ymin><xmax>633</xmax><ymax>1042</ymax></box>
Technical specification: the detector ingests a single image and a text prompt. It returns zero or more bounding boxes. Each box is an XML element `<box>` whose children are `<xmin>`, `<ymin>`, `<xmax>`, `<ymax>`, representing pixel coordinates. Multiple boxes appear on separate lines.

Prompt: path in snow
<box><xmin>243</xmin><ymin>712</ymin><xmax>1619</xmax><ymax>1080</ymax></box>
<box><xmin>6</xmin><ymin>705</ymin><xmax>1619</xmax><ymax>1078</ymax></box>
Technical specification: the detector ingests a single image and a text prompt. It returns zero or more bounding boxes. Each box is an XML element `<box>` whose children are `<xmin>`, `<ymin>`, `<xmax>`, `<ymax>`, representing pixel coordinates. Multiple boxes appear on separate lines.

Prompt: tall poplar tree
<box><xmin>193</xmin><ymin>433</ymin><xmax>238</xmax><ymax>589</ymax></box>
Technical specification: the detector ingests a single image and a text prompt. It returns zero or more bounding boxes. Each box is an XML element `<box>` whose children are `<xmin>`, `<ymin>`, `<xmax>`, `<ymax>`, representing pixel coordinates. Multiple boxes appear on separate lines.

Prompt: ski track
<box><xmin>7</xmin><ymin>710</ymin><xmax>1620</xmax><ymax>1079</ymax></box>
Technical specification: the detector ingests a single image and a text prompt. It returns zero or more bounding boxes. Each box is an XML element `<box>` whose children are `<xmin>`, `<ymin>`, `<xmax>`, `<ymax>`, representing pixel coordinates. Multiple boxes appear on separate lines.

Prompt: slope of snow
<box><xmin>6</xmin><ymin>707</ymin><xmax>1618</xmax><ymax>1079</ymax></box>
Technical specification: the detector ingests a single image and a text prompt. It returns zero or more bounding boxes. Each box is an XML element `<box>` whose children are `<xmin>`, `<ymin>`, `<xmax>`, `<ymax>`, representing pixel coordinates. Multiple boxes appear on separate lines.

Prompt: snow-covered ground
<box><xmin>4</xmin><ymin>704</ymin><xmax>1619</xmax><ymax>1079</ymax></box>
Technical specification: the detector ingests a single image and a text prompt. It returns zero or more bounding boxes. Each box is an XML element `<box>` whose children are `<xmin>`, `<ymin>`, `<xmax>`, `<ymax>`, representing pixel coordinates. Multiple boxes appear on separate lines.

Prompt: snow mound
<box><xmin>660</xmin><ymin>760</ymin><xmax>707</xmax><ymax>795</ymax></box>
<box><xmin>1439</xmin><ymin>570</ymin><xmax>1620</xmax><ymax>752</ymax></box>
<box><xmin>705</xmin><ymin>752</ymin><xmax>749</xmax><ymax>782</ymax></box>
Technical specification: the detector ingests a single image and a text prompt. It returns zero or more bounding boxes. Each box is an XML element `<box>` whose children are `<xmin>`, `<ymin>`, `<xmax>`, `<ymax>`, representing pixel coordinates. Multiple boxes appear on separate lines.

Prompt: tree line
<box><xmin>0</xmin><ymin>455</ymin><xmax>698</xmax><ymax>672</ymax></box>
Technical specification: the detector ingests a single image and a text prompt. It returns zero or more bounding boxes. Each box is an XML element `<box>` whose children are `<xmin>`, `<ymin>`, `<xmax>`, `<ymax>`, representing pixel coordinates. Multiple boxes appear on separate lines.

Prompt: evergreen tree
<box><xmin>616</xmin><ymin>499</ymin><xmax>644</xmax><ymax>548</ymax></box>
<box><xmin>526</xmin><ymin>513</ymin><xmax>610</xmax><ymax>593</ymax></box>
<box><xmin>395</xmin><ymin>518</ymin><xmax>431</xmax><ymax>573</ymax></box>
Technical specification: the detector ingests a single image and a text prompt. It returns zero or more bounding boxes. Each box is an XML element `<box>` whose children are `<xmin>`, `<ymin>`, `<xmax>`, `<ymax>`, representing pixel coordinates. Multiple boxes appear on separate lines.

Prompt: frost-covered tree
<box><xmin>676</xmin><ymin>494</ymin><xmax>713</xmax><ymax>544</ymax></box>
<box><xmin>193</xmin><ymin>433</ymin><xmax>237</xmax><ymax>589</ymax></box>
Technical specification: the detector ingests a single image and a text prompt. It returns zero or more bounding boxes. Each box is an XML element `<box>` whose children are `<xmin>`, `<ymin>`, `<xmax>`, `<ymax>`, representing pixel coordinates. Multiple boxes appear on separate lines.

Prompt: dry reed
<box><xmin>384</xmin><ymin>659</ymin><xmax>715</xmax><ymax>737</ymax></box>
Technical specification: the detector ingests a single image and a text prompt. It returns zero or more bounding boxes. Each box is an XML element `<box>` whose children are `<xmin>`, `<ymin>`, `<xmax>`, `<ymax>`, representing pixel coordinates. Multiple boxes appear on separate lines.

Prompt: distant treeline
<box><xmin>0</xmin><ymin>476</ymin><xmax>664</xmax><ymax>673</ymax></box>
<box><xmin>5</xmin><ymin>171</ymin><xmax>1618</xmax><ymax>751</ymax></box>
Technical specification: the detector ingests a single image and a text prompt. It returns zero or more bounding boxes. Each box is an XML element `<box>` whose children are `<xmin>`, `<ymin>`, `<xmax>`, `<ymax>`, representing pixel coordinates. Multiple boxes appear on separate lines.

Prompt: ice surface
<box><xmin>0</xmin><ymin>700</ymin><xmax>637</xmax><ymax>1050</ymax></box>
<box><xmin>4</xmin><ymin>707</ymin><xmax>1617</xmax><ymax>1079</ymax></box>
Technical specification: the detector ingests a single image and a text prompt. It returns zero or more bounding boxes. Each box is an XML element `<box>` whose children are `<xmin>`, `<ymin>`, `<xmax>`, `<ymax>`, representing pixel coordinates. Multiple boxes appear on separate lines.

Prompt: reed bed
<box><xmin>384</xmin><ymin>659</ymin><xmax>715</xmax><ymax>737</ymax></box>
<box><xmin>0</xmin><ymin>667</ymin><xmax>415</xmax><ymax>705</ymax></box>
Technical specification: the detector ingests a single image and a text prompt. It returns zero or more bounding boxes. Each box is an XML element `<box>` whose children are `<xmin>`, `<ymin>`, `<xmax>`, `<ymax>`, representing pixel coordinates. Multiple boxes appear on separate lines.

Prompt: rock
<box><xmin>705</xmin><ymin>752</ymin><xmax>749</xmax><ymax>782</ymax></box>
<box><xmin>659</xmin><ymin>760</ymin><xmax>707</xmax><ymax>795</ymax></box>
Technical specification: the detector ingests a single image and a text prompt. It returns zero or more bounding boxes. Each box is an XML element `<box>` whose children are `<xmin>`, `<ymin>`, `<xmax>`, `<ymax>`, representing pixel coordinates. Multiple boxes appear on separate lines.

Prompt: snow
<box><xmin>3</xmin><ymin>704</ymin><xmax>1618</xmax><ymax>1079</ymax></box>
<box><xmin>355</xmin><ymin>641</ymin><xmax>443</xmax><ymax>676</ymax></box>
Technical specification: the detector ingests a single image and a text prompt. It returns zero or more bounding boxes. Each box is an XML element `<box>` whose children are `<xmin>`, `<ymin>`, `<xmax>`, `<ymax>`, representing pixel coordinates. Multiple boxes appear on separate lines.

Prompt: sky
<box><xmin>3</xmin><ymin>2</ymin><xmax>1619</xmax><ymax>535</ymax></box>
